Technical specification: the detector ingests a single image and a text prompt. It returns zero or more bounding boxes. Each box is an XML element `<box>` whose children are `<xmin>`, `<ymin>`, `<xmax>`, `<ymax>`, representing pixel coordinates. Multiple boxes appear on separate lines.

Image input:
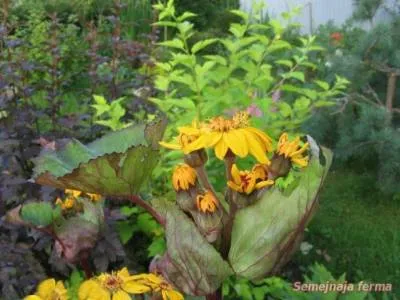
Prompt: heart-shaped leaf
<box><xmin>228</xmin><ymin>137</ymin><xmax>332</xmax><ymax>280</ymax></box>
<box><xmin>33</xmin><ymin>117</ymin><xmax>167</xmax><ymax>196</ymax></box>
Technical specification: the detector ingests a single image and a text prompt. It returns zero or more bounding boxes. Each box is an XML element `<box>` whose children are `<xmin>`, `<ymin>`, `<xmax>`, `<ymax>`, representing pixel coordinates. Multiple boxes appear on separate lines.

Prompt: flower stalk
<box><xmin>129</xmin><ymin>195</ymin><xmax>166</xmax><ymax>227</ymax></box>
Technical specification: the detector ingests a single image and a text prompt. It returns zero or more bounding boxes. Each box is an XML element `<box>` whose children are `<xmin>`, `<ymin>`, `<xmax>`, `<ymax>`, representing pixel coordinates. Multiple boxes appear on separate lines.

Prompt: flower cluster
<box><xmin>55</xmin><ymin>189</ymin><xmax>102</xmax><ymax>212</ymax></box>
<box><xmin>162</xmin><ymin>111</ymin><xmax>309</xmax><ymax>200</ymax></box>
<box><xmin>159</xmin><ymin>111</ymin><xmax>310</xmax><ymax>246</ymax></box>
<box><xmin>25</xmin><ymin>268</ymin><xmax>183</xmax><ymax>300</ymax></box>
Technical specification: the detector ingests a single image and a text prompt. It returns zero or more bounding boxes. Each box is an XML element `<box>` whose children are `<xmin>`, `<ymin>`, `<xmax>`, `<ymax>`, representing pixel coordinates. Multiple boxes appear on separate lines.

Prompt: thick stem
<box><xmin>129</xmin><ymin>195</ymin><xmax>166</xmax><ymax>227</ymax></box>
<box><xmin>196</xmin><ymin>165</ymin><xmax>217</xmax><ymax>195</ymax></box>
<box><xmin>220</xmin><ymin>154</ymin><xmax>237</xmax><ymax>258</ymax></box>
<box><xmin>80</xmin><ymin>252</ymin><xmax>93</xmax><ymax>278</ymax></box>
<box><xmin>206</xmin><ymin>288</ymin><xmax>223</xmax><ymax>300</ymax></box>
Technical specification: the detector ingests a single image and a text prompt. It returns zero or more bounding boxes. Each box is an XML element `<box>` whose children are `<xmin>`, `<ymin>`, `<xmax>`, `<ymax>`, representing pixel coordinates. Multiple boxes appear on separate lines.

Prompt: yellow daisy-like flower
<box><xmin>78</xmin><ymin>268</ymin><xmax>151</xmax><ymax>300</ymax></box>
<box><xmin>196</xmin><ymin>190</ymin><xmax>219</xmax><ymax>213</ymax></box>
<box><xmin>55</xmin><ymin>196</ymin><xmax>76</xmax><ymax>211</ymax></box>
<box><xmin>131</xmin><ymin>273</ymin><xmax>184</xmax><ymax>300</ymax></box>
<box><xmin>24</xmin><ymin>278</ymin><xmax>68</xmax><ymax>300</ymax></box>
<box><xmin>172</xmin><ymin>164</ymin><xmax>197</xmax><ymax>191</ymax></box>
<box><xmin>159</xmin><ymin>120</ymin><xmax>201</xmax><ymax>153</ymax></box>
<box><xmin>228</xmin><ymin>164</ymin><xmax>274</xmax><ymax>195</ymax></box>
<box><xmin>65</xmin><ymin>189</ymin><xmax>82</xmax><ymax>198</ymax></box>
<box><xmin>186</xmin><ymin>112</ymin><xmax>272</xmax><ymax>164</ymax></box>
<box><xmin>276</xmin><ymin>133</ymin><xmax>309</xmax><ymax>167</ymax></box>
<box><xmin>86</xmin><ymin>193</ymin><xmax>102</xmax><ymax>202</ymax></box>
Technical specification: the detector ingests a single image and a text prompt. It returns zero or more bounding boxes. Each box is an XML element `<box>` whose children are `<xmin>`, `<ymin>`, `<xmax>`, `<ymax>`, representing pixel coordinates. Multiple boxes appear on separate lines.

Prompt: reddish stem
<box><xmin>80</xmin><ymin>252</ymin><xmax>93</xmax><ymax>278</ymax></box>
<box><xmin>129</xmin><ymin>195</ymin><xmax>166</xmax><ymax>227</ymax></box>
<box><xmin>37</xmin><ymin>226</ymin><xmax>66</xmax><ymax>254</ymax></box>
<box><xmin>206</xmin><ymin>288</ymin><xmax>223</xmax><ymax>300</ymax></box>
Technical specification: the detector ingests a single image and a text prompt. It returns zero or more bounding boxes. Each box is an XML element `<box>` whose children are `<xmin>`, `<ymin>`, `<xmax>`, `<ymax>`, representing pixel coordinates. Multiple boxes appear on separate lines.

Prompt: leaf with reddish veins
<box><xmin>54</xmin><ymin>217</ymin><xmax>99</xmax><ymax>263</ymax></box>
<box><xmin>228</xmin><ymin>137</ymin><xmax>333</xmax><ymax>280</ymax></box>
<box><xmin>32</xmin><ymin>117</ymin><xmax>167</xmax><ymax>196</ymax></box>
<box><xmin>151</xmin><ymin>199</ymin><xmax>232</xmax><ymax>296</ymax></box>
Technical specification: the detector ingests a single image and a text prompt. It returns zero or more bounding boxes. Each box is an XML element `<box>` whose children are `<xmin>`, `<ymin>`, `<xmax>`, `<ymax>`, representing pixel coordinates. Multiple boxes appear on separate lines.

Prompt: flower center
<box><xmin>208</xmin><ymin>112</ymin><xmax>249</xmax><ymax>132</ymax></box>
<box><xmin>103</xmin><ymin>275</ymin><xmax>123</xmax><ymax>292</ymax></box>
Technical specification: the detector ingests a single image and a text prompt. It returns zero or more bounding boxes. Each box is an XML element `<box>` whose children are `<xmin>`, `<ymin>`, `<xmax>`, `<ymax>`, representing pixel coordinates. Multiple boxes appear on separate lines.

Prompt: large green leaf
<box><xmin>32</xmin><ymin>117</ymin><xmax>167</xmax><ymax>196</ymax></box>
<box><xmin>152</xmin><ymin>199</ymin><xmax>233</xmax><ymax>296</ymax></box>
<box><xmin>228</xmin><ymin>137</ymin><xmax>333</xmax><ymax>280</ymax></box>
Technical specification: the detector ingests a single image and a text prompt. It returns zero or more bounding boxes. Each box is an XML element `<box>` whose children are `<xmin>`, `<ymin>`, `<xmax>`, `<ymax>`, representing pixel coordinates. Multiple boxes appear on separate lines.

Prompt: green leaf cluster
<box><xmin>91</xmin><ymin>95</ymin><xmax>132</xmax><ymax>131</ymax></box>
<box><xmin>151</xmin><ymin>0</ymin><xmax>349</xmax><ymax>137</ymax></box>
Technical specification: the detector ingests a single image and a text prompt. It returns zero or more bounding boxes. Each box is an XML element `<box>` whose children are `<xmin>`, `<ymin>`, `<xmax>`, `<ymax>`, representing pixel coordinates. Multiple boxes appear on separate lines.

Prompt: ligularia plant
<box><xmin>6</xmin><ymin>1</ymin><xmax>334</xmax><ymax>300</ymax></box>
<box><xmin>11</xmin><ymin>109</ymin><xmax>330</xmax><ymax>299</ymax></box>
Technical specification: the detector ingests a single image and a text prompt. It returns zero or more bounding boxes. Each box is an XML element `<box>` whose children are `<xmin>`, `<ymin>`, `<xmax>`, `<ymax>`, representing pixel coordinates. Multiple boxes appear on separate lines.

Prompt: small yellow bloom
<box><xmin>159</xmin><ymin>120</ymin><xmax>201</xmax><ymax>152</ymax></box>
<box><xmin>79</xmin><ymin>268</ymin><xmax>151</xmax><ymax>300</ymax></box>
<box><xmin>196</xmin><ymin>190</ymin><xmax>219</xmax><ymax>213</ymax></box>
<box><xmin>276</xmin><ymin>133</ymin><xmax>309</xmax><ymax>167</ymax></box>
<box><xmin>86</xmin><ymin>193</ymin><xmax>102</xmax><ymax>202</ymax></box>
<box><xmin>186</xmin><ymin>112</ymin><xmax>273</xmax><ymax>164</ymax></box>
<box><xmin>172</xmin><ymin>164</ymin><xmax>197</xmax><ymax>191</ymax></box>
<box><xmin>131</xmin><ymin>273</ymin><xmax>184</xmax><ymax>300</ymax></box>
<box><xmin>55</xmin><ymin>196</ymin><xmax>76</xmax><ymax>211</ymax></box>
<box><xmin>24</xmin><ymin>278</ymin><xmax>68</xmax><ymax>300</ymax></box>
<box><xmin>228</xmin><ymin>164</ymin><xmax>274</xmax><ymax>194</ymax></box>
<box><xmin>65</xmin><ymin>189</ymin><xmax>82</xmax><ymax>198</ymax></box>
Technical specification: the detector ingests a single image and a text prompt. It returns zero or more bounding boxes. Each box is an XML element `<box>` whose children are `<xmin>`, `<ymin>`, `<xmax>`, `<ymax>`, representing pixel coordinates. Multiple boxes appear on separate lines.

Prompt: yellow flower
<box><xmin>196</xmin><ymin>190</ymin><xmax>218</xmax><ymax>213</ymax></box>
<box><xmin>24</xmin><ymin>278</ymin><xmax>68</xmax><ymax>300</ymax></box>
<box><xmin>55</xmin><ymin>196</ymin><xmax>76</xmax><ymax>211</ymax></box>
<box><xmin>185</xmin><ymin>112</ymin><xmax>273</xmax><ymax>164</ymax></box>
<box><xmin>228</xmin><ymin>164</ymin><xmax>274</xmax><ymax>194</ymax></box>
<box><xmin>276</xmin><ymin>133</ymin><xmax>309</xmax><ymax>167</ymax></box>
<box><xmin>87</xmin><ymin>193</ymin><xmax>102</xmax><ymax>202</ymax></box>
<box><xmin>79</xmin><ymin>268</ymin><xmax>151</xmax><ymax>300</ymax></box>
<box><xmin>65</xmin><ymin>189</ymin><xmax>82</xmax><ymax>198</ymax></box>
<box><xmin>172</xmin><ymin>164</ymin><xmax>197</xmax><ymax>191</ymax></box>
<box><xmin>131</xmin><ymin>273</ymin><xmax>184</xmax><ymax>300</ymax></box>
<box><xmin>159</xmin><ymin>120</ymin><xmax>201</xmax><ymax>153</ymax></box>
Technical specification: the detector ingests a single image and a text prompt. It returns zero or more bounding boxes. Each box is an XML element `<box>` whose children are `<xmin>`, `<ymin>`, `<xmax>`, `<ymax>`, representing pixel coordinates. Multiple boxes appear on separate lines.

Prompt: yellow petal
<box><xmin>247</xmin><ymin>127</ymin><xmax>273</xmax><ymax>152</ymax></box>
<box><xmin>162</xmin><ymin>289</ymin><xmax>184</xmax><ymax>300</ymax></box>
<box><xmin>122</xmin><ymin>280</ymin><xmax>152</xmax><ymax>294</ymax></box>
<box><xmin>227</xmin><ymin>180</ymin><xmax>242</xmax><ymax>193</ymax></box>
<box><xmin>185</xmin><ymin>132</ymin><xmax>222</xmax><ymax>153</ymax></box>
<box><xmin>225</xmin><ymin>130</ymin><xmax>248</xmax><ymax>157</ymax></box>
<box><xmin>159</xmin><ymin>141</ymin><xmax>182</xmax><ymax>150</ymax></box>
<box><xmin>24</xmin><ymin>296</ymin><xmax>42</xmax><ymax>300</ymax></box>
<box><xmin>79</xmin><ymin>279</ymin><xmax>110</xmax><ymax>300</ymax></box>
<box><xmin>214</xmin><ymin>138</ymin><xmax>228</xmax><ymax>160</ymax></box>
<box><xmin>117</xmin><ymin>267</ymin><xmax>130</xmax><ymax>279</ymax></box>
<box><xmin>292</xmin><ymin>157</ymin><xmax>308</xmax><ymax>167</ymax></box>
<box><xmin>255</xmin><ymin>180</ymin><xmax>274</xmax><ymax>189</ymax></box>
<box><xmin>278</xmin><ymin>132</ymin><xmax>288</xmax><ymax>147</ymax></box>
<box><xmin>291</xmin><ymin>142</ymin><xmax>309</xmax><ymax>157</ymax></box>
<box><xmin>244</xmin><ymin>175</ymin><xmax>256</xmax><ymax>194</ymax></box>
<box><xmin>230</xmin><ymin>164</ymin><xmax>241</xmax><ymax>185</ymax></box>
<box><xmin>36</xmin><ymin>279</ymin><xmax>56</xmax><ymax>299</ymax></box>
<box><xmin>242</xmin><ymin>130</ymin><xmax>270</xmax><ymax>164</ymax></box>
<box><xmin>112</xmin><ymin>290</ymin><xmax>131</xmax><ymax>300</ymax></box>
<box><xmin>178</xmin><ymin>126</ymin><xmax>201</xmax><ymax>135</ymax></box>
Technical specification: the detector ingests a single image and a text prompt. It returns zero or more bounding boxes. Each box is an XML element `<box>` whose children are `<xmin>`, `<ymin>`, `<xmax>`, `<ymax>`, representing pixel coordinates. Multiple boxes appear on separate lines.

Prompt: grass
<box><xmin>294</xmin><ymin>168</ymin><xmax>400</xmax><ymax>296</ymax></box>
